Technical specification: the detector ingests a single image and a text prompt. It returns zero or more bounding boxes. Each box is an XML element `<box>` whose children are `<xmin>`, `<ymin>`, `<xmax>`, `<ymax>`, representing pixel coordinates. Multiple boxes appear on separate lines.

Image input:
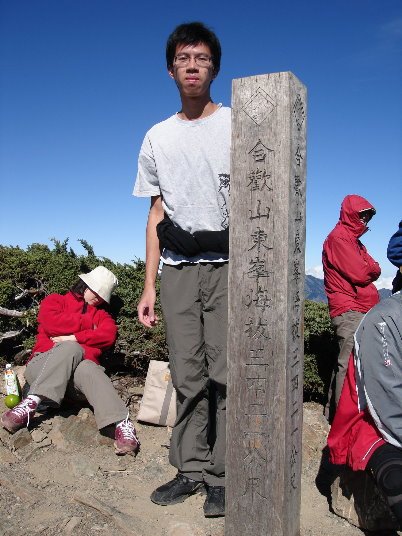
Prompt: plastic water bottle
<box><xmin>4</xmin><ymin>364</ymin><xmax>19</xmax><ymax>396</ymax></box>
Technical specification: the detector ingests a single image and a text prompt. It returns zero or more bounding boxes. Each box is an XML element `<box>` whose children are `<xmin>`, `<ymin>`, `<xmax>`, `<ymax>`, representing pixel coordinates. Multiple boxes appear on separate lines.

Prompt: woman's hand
<box><xmin>51</xmin><ymin>335</ymin><xmax>77</xmax><ymax>343</ymax></box>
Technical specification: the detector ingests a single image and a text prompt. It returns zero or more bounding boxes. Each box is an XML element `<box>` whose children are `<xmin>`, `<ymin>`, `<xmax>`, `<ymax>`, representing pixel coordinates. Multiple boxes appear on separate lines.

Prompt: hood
<box><xmin>337</xmin><ymin>194</ymin><xmax>375</xmax><ymax>237</ymax></box>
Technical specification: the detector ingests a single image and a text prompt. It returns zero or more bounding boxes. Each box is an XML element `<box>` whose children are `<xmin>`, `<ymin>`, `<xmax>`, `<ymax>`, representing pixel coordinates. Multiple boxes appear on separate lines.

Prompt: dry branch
<box><xmin>0</xmin><ymin>330</ymin><xmax>24</xmax><ymax>343</ymax></box>
<box><xmin>15</xmin><ymin>285</ymin><xmax>45</xmax><ymax>301</ymax></box>
<box><xmin>0</xmin><ymin>307</ymin><xmax>25</xmax><ymax>318</ymax></box>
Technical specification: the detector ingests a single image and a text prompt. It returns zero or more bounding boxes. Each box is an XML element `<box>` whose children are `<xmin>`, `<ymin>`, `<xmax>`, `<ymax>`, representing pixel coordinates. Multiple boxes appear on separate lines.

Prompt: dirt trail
<box><xmin>0</xmin><ymin>393</ymin><xmax>387</xmax><ymax>536</ymax></box>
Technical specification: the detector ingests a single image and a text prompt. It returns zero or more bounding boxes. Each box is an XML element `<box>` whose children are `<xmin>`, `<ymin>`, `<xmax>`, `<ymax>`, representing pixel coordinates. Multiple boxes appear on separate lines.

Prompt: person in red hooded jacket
<box><xmin>1</xmin><ymin>266</ymin><xmax>140</xmax><ymax>455</ymax></box>
<box><xmin>322</xmin><ymin>194</ymin><xmax>381</xmax><ymax>421</ymax></box>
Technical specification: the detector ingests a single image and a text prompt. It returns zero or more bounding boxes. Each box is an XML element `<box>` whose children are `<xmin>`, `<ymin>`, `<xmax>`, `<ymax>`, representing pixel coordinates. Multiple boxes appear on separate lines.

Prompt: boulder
<box><xmin>11</xmin><ymin>427</ymin><xmax>32</xmax><ymax>451</ymax></box>
<box><xmin>49</xmin><ymin>409</ymin><xmax>99</xmax><ymax>449</ymax></box>
<box><xmin>331</xmin><ymin>466</ymin><xmax>399</xmax><ymax>531</ymax></box>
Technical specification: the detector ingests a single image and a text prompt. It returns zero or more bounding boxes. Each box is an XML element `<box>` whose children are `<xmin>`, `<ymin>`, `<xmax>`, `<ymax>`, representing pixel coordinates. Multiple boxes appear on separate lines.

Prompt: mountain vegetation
<box><xmin>0</xmin><ymin>240</ymin><xmax>167</xmax><ymax>378</ymax></box>
<box><xmin>0</xmin><ymin>241</ymin><xmax>337</xmax><ymax>402</ymax></box>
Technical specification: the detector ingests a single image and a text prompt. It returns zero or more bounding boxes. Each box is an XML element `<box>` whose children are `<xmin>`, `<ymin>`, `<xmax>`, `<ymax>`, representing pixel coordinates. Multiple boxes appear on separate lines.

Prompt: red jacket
<box><xmin>327</xmin><ymin>353</ymin><xmax>385</xmax><ymax>471</ymax></box>
<box><xmin>29</xmin><ymin>292</ymin><xmax>117</xmax><ymax>365</ymax></box>
<box><xmin>322</xmin><ymin>195</ymin><xmax>381</xmax><ymax>318</ymax></box>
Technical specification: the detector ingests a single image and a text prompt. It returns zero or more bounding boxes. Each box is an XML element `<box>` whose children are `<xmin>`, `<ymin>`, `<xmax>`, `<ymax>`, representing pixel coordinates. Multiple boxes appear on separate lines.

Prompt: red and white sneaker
<box><xmin>1</xmin><ymin>397</ymin><xmax>38</xmax><ymax>434</ymax></box>
<box><xmin>114</xmin><ymin>417</ymin><xmax>140</xmax><ymax>455</ymax></box>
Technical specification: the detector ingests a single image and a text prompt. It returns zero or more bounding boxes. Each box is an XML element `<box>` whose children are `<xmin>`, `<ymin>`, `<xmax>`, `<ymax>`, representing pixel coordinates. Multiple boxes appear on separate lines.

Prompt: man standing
<box><xmin>134</xmin><ymin>22</ymin><xmax>230</xmax><ymax>517</ymax></box>
<box><xmin>322</xmin><ymin>194</ymin><xmax>380</xmax><ymax>421</ymax></box>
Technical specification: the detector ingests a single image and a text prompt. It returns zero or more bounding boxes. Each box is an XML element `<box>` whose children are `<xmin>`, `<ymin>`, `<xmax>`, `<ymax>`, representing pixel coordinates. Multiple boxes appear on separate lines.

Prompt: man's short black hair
<box><xmin>166</xmin><ymin>22</ymin><xmax>221</xmax><ymax>75</ymax></box>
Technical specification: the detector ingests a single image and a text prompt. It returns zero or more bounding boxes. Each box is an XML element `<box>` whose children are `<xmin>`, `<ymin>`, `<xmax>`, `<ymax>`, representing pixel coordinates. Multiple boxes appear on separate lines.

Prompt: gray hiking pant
<box><xmin>25</xmin><ymin>341</ymin><xmax>127</xmax><ymax>429</ymax></box>
<box><xmin>325</xmin><ymin>310</ymin><xmax>364</xmax><ymax>420</ymax></box>
<box><xmin>160</xmin><ymin>262</ymin><xmax>228</xmax><ymax>487</ymax></box>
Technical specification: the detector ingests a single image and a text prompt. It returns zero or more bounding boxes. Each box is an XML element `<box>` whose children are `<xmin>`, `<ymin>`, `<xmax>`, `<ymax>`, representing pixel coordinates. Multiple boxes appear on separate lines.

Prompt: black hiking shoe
<box><xmin>203</xmin><ymin>485</ymin><xmax>225</xmax><ymax>517</ymax></box>
<box><xmin>150</xmin><ymin>473</ymin><xmax>204</xmax><ymax>505</ymax></box>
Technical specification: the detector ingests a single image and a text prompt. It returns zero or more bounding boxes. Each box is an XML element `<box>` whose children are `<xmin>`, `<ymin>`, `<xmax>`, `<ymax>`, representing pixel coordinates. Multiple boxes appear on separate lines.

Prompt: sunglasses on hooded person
<box><xmin>359</xmin><ymin>208</ymin><xmax>376</xmax><ymax>224</ymax></box>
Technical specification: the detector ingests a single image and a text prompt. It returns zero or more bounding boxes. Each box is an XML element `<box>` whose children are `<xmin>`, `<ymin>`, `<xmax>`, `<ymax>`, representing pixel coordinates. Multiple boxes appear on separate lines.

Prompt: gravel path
<box><xmin>0</xmin><ymin>397</ymin><xmax>396</xmax><ymax>536</ymax></box>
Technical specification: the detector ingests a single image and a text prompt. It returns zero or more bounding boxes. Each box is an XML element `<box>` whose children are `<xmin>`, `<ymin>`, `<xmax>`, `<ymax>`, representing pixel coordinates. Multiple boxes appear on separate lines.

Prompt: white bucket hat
<box><xmin>79</xmin><ymin>266</ymin><xmax>118</xmax><ymax>304</ymax></box>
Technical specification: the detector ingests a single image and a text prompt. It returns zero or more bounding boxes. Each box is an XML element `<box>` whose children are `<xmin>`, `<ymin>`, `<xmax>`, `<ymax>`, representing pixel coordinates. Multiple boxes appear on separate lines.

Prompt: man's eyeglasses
<box><xmin>173</xmin><ymin>54</ymin><xmax>213</xmax><ymax>68</ymax></box>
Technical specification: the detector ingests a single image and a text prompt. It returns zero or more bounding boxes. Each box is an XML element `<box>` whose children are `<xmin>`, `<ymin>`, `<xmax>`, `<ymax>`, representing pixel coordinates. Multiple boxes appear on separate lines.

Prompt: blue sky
<box><xmin>1</xmin><ymin>0</ymin><xmax>401</xmax><ymax>288</ymax></box>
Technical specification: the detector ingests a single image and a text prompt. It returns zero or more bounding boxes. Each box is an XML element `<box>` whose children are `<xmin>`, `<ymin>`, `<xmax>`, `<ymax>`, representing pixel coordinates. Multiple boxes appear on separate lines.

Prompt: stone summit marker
<box><xmin>226</xmin><ymin>72</ymin><xmax>307</xmax><ymax>536</ymax></box>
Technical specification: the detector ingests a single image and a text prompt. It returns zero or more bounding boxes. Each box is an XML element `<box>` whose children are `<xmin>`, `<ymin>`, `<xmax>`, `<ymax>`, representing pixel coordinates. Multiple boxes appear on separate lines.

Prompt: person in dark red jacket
<box><xmin>322</xmin><ymin>194</ymin><xmax>381</xmax><ymax>421</ymax></box>
<box><xmin>1</xmin><ymin>266</ymin><xmax>140</xmax><ymax>455</ymax></box>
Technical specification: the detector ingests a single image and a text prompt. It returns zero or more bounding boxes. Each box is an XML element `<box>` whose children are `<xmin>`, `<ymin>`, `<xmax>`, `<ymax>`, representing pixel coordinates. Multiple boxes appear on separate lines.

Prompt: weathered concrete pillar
<box><xmin>226</xmin><ymin>72</ymin><xmax>307</xmax><ymax>536</ymax></box>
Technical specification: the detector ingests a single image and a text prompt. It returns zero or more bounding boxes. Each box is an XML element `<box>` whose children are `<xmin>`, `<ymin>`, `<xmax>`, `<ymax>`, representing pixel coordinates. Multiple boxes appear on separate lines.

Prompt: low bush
<box><xmin>0</xmin><ymin>242</ymin><xmax>336</xmax><ymax>399</ymax></box>
<box><xmin>303</xmin><ymin>300</ymin><xmax>337</xmax><ymax>402</ymax></box>
<box><xmin>0</xmin><ymin>241</ymin><xmax>167</xmax><ymax>377</ymax></box>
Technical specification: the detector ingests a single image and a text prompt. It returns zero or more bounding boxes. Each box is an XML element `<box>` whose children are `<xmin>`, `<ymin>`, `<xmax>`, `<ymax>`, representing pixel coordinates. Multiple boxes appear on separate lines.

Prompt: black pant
<box><xmin>367</xmin><ymin>442</ymin><xmax>402</xmax><ymax>526</ymax></box>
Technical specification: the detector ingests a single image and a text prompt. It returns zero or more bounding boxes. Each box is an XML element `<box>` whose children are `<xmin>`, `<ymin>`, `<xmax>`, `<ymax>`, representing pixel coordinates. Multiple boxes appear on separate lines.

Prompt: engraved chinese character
<box><xmin>291</xmin><ymin>374</ymin><xmax>299</xmax><ymax>392</ymax></box>
<box><xmin>293</xmin><ymin>291</ymin><xmax>301</xmax><ymax>312</ymax></box>
<box><xmin>243</xmin><ymin>476</ymin><xmax>267</xmax><ymax>501</ymax></box>
<box><xmin>253</xmin><ymin>285</ymin><xmax>272</xmax><ymax>311</ymax></box>
<box><xmin>294</xmin><ymin>175</ymin><xmax>302</xmax><ymax>197</ymax></box>
<box><xmin>247</xmin><ymin>256</ymin><xmax>271</xmax><ymax>280</ymax></box>
<box><xmin>291</xmin><ymin>405</ymin><xmax>299</xmax><ymax>435</ymax></box>
<box><xmin>249</xmin><ymin>199</ymin><xmax>270</xmax><ymax>221</ymax></box>
<box><xmin>245</xmin><ymin>317</ymin><xmax>270</xmax><ymax>340</ymax></box>
<box><xmin>246</xmin><ymin>363</ymin><xmax>269</xmax><ymax>379</ymax></box>
<box><xmin>248</xmin><ymin>342</ymin><xmax>266</xmax><ymax>362</ymax></box>
<box><xmin>292</xmin><ymin>319</ymin><xmax>300</xmax><ymax>342</ymax></box>
<box><xmin>249</xmin><ymin>140</ymin><xmax>273</xmax><ymax>163</ymax></box>
<box><xmin>290</xmin><ymin>444</ymin><xmax>299</xmax><ymax>489</ymax></box>
<box><xmin>247</xmin><ymin>168</ymin><xmax>272</xmax><ymax>192</ymax></box>
<box><xmin>295</xmin><ymin>145</ymin><xmax>303</xmax><ymax>166</ymax></box>
<box><xmin>246</xmin><ymin>413</ymin><xmax>269</xmax><ymax>433</ymax></box>
<box><xmin>244</xmin><ymin>431</ymin><xmax>267</xmax><ymax>453</ymax></box>
<box><xmin>294</xmin><ymin>230</ymin><xmax>302</xmax><ymax>254</ymax></box>
<box><xmin>248</xmin><ymin>227</ymin><xmax>272</xmax><ymax>252</ymax></box>
<box><xmin>290</xmin><ymin>444</ymin><xmax>298</xmax><ymax>466</ymax></box>
<box><xmin>293</xmin><ymin>259</ymin><xmax>302</xmax><ymax>284</ymax></box>
<box><xmin>246</xmin><ymin>378</ymin><xmax>267</xmax><ymax>405</ymax></box>
<box><xmin>291</xmin><ymin>359</ymin><xmax>300</xmax><ymax>370</ymax></box>
<box><xmin>293</xmin><ymin>94</ymin><xmax>305</xmax><ymax>131</ymax></box>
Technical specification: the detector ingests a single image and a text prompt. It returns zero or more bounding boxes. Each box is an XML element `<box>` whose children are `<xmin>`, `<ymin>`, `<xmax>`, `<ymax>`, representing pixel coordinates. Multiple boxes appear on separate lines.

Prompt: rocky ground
<box><xmin>0</xmin><ymin>369</ymin><xmax>399</xmax><ymax>536</ymax></box>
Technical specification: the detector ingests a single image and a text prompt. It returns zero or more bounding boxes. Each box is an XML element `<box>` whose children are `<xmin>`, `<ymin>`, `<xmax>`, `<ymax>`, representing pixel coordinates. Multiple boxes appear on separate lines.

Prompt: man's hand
<box><xmin>137</xmin><ymin>287</ymin><xmax>159</xmax><ymax>328</ymax></box>
<box><xmin>51</xmin><ymin>335</ymin><xmax>77</xmax><ymax>343</ymax></box>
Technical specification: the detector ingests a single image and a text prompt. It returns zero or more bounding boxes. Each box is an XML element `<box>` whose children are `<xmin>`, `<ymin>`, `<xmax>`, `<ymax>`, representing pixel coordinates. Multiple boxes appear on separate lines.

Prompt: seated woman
<box><xmin>1</xmin><ymin>266</ymin><xmax>140</xmax><ymax>456</ymax></box>
<box><xmin>327</xmin><ymin>290</ymin><xmax>402</xmax><ymax>526</ymax></box>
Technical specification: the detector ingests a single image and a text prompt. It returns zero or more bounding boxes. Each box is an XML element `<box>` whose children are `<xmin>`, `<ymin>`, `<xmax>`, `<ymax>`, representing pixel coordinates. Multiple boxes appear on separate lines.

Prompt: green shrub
<box><xmin>0</xmin><ymin>242</ymin><xmax>337</xmax><ymax>397</ymax></box>
<box><xmin>0</xmin><ymin>242</ymin><xmax>168</xmax><ymax>376</ymax></box>
<box><xmin>303</xmin><ymin>300</ymin><xmax>337</xmax><ymax>402</ymax></box>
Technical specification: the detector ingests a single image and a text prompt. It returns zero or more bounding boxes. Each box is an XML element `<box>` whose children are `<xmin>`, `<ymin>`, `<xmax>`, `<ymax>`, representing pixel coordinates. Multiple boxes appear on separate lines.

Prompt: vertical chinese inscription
<box><xmin>242</xmin><ymin>133</ymin><xmax>275</xmax><ymax>506</ymax></box>
<box><xmin>287</xmin><ymin>90</ymin><xmax>306</xmax><ymax>495</ymax></box>
<box><xmin>240</xmin><ymin>136</ymin><xmax>275</xmax><ymax>505</ymax></box>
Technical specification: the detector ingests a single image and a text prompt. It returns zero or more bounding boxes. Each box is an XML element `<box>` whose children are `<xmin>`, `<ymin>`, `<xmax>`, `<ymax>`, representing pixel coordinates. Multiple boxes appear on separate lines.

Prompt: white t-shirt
<box><xmin>134</xmin><ymin>105</ymin><xmax>231</xmax><ymax>265</ymax></box>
